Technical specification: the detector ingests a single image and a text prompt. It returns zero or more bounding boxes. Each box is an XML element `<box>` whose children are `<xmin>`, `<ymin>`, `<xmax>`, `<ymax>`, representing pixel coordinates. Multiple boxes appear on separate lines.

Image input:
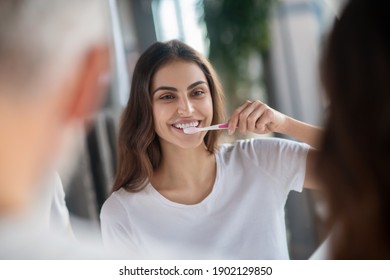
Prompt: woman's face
<box><xmin>151</xmin><ymin>60</ymin><xmax>213</xmax><ymax>150</ymax></box>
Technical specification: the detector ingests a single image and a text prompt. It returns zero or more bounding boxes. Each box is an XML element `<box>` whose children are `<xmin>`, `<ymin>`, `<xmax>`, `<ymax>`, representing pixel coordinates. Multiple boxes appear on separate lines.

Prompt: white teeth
<box><xmin>173</xmin><ymin>121</ymin><xmax>199</xmax><ymax>129</ymax></box>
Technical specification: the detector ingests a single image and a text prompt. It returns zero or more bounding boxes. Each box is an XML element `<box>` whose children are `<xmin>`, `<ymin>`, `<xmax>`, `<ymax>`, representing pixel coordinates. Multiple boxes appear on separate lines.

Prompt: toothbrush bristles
<box><xmin>183</xmin><ymin>127</ymin><xmax>199</xmax><ymax>134</ymax></box>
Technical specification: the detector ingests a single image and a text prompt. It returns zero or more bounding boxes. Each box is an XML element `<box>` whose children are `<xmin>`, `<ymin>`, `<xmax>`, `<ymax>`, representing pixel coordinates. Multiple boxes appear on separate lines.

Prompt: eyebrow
<box><xmin>152</xmin><ymin>80</ymin><xmax>208</xmax><ymax>94</ymax></box>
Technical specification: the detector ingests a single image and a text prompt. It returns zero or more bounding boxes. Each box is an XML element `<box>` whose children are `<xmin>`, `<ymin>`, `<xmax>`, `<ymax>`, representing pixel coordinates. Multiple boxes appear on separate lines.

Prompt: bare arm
<box><xmin>275</xmin><ymin>116</ymin><xmax>322</xmax><ymax>149</ymax></box>
<box><xmin>275</xmin><ymin>117</ymin><xmax>322</xmax><ymax>189</ymax></box>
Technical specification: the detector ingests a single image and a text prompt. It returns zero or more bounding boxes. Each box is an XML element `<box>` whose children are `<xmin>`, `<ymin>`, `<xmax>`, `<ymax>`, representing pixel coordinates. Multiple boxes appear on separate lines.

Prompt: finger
<box><xmin>247</xmin><ymin>103</ymin><xmax>266</xmax><ymax>132</ymax></box>
<box><xmin>228</xmin><ymin>100</ymin><xmax>252</xmax><ymax>135</ymax></box>
<box><xmin>255</xmin><ymin>108</ymin><xmax>274</xmax><ymax>133</ymax></box>
<box><xmin>238</xmin><ymin>101</ymin><xmax>261</xmax><ymax>133</ymax></box>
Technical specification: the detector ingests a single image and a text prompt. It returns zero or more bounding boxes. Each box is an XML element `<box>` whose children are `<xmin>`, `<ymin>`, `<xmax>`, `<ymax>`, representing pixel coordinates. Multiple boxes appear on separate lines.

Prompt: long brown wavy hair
<box><xmin>318</xmin><ymin>0</ymin><xmax>390</xmax><ymax>258</ymax></box>
<box><xmin>113</xmin><ymin>40</ymin><xmax>225</xmax><ymax>193</ymax></box>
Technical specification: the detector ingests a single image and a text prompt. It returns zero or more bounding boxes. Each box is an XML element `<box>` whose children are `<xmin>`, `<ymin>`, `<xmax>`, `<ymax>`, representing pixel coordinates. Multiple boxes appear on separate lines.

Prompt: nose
<box><xmin>177</xmin><ymin>96</ymin><xmax>194</xmax><ymax>116</ymax></box>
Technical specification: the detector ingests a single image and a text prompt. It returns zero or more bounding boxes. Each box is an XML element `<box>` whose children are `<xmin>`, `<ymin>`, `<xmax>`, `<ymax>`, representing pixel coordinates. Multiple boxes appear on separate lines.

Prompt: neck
<box><xmin>151</xmin><ymin>141</ymin><xmax>216</xmax><ymax>192</ymax></box>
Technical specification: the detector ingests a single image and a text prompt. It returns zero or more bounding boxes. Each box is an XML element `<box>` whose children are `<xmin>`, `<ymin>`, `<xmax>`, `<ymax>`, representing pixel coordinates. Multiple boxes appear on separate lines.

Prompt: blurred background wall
<box><xmin>63</xmin><ymin>0</ymin><xmax>339</xmax><ymax>259</ymax></box>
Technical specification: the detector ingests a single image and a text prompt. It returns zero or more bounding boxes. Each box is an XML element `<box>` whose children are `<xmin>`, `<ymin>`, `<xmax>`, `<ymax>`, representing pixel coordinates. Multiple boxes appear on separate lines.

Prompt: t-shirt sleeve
<box><xmin>100</xmin><ymin>193</ymin><xmax>134</xmax><ymax>254</ymax></box>
<box><xmin>242</xmin><ymin>138</ymin><xmax>309</xmax><ymax>194</ymax></box>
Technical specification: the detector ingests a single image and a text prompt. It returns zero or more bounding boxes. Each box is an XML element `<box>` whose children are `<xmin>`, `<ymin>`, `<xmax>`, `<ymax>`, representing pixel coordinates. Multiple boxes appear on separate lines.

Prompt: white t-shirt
<box><xmin>0</xmin><ymin>173</ymin><xmax>108</xmax><ymax>259</ymax></box>
<box><xmin>100</xmin><ymin>138</ymin><xmax>309</xmax><ymax>259</ymax></box>
<box><xmin>6</xmin><ymin>172</ymin><xmax>71</xmax><ymax>236</ymax></box>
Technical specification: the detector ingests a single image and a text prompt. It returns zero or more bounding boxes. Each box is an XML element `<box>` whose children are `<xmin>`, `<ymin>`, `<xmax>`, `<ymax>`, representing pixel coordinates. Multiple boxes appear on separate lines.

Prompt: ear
<box><xmin>64</xmin><ymin>45</ymin><xmax>110</xmax><ymax>125</ymax></box>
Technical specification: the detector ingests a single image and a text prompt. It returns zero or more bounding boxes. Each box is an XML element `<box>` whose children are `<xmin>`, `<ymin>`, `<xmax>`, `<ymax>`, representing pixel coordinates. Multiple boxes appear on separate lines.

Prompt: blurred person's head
<box><xmin>113</xmin><ymin>40</ymin><xmax>224</xmax><ymax>193</ymax></box>
<box><xmin>0</xmin><ymin>0</ymin><xmax>110</xmax><ymax>213</ymax></box>
<box><xmin>318</xmin><ymin>0</ymin><xmax>390</xmax><ymax>258</ymax></box>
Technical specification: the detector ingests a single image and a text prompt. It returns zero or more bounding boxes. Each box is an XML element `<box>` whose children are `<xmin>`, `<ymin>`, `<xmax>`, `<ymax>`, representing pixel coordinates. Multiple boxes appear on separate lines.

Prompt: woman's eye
<box><xmin>160</xmin><ymin>94</ymin><xmax>175</xmax><ymax>100</ymax></box>
<box><xmin>192</xmin><ymin>90</ymin><xmax>205</xmax><ymax>96</ymax></box>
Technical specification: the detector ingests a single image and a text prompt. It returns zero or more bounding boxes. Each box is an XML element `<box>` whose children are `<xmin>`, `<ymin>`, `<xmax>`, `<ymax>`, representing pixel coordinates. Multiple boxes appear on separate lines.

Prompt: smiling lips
<box><xmin>172</xmin><ymin>121</ymin><xmax>200</xmax><ymax>130</ymax></box>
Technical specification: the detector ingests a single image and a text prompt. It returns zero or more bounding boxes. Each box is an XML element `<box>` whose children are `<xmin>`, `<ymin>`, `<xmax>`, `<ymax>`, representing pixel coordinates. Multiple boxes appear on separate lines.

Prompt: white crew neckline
<box><xmin>146</xmin><ymin>152</ymin><xmax>222</xmax><ymax>208</ymax></box>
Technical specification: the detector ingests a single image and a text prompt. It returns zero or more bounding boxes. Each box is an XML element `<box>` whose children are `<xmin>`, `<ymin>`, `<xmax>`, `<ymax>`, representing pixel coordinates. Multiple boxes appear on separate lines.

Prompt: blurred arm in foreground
<box><xmin>0</xmin><ymin>0</ymin><xmax>115</xmax><ymax>259</ymax></box>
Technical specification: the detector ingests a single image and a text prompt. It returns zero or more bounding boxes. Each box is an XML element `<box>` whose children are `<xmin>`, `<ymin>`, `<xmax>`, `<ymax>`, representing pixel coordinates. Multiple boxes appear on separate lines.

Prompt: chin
<box><xmin>171</xmin><ymin>138</ymin><xmax>206</xmax><ymax>150</ymax></box>
<box><xmin>158</xmin><ymin>133</ymin><xmax>206</xmax><ymax>151</ymax></box>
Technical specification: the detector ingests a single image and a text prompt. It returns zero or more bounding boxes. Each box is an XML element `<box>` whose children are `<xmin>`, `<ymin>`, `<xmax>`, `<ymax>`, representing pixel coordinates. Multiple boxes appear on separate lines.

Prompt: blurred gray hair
<box><xmin>0</xmin><ymin>0</ymin><xmax>110</xmax><ymax>91</ymax></box>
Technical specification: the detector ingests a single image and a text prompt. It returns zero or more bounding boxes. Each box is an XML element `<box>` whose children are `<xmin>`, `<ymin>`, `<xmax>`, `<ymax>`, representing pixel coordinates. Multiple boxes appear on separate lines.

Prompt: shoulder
<box><xmin>218</xmin><ymin>137</ymin><xmax>308</xmax><ymax>162</ymax></box>
<box><xmin>100</xmin><ymin>189</ymin><xmax>139</xmax><ymax>234</ymax></box>
<box><xmin>100</xmin><ymin>189</ymin><xmax>130</xmax><ymax>219</ymax></box>
<box><xmin>217</xmin><ymin>138</ymin><xmax>309</xmax><ymax>195</ymax></box>
<box><xmin>100</xmin><ymin>187</ymin><xmax>152</xmax><ymax>220</ymax></box>
<box><xmin>233</xmin><ymin>137</ymin><xmax>308</xmax><ymax>150</ymax></box>
<box><xmin>219</xmin><ymin>137</ymin><xmax>302</xmax><ymax>151</ymax></box>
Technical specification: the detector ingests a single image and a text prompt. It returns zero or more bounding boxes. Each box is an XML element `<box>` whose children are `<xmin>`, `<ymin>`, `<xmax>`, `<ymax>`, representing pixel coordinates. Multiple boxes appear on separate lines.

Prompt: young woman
<box><xmin>100</xmin><ymin>40</ymin><xmax>321</xmax><ymax>259</ymax></box>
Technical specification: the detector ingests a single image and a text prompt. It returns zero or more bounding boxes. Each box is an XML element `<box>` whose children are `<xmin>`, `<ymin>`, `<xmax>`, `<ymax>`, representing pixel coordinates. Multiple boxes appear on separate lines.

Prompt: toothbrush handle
<box><xmin>217</xmin><ymin>122</ymin><xmax>229</xmax><ymax>129</ymax></box>
<box><xmin>202</xmin><ymin>122</ymin><xmax>229</xmax><ymax>131</ymax></box>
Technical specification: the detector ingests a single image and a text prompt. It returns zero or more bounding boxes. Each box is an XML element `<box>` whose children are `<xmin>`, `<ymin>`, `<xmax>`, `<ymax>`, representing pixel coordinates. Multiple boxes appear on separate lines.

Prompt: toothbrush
<box><xmin>183</xmin><ymin>122</ymin><xmax>229</xmax><ymax>134</ymax></box>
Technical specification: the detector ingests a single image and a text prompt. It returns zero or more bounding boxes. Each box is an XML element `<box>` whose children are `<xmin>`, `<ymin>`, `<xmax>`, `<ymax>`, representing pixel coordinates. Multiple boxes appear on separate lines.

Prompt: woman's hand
<box><xmin>228</xmin><ymin>100</ymin><xmax>286</xmax><ymax>135</ymax></box>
